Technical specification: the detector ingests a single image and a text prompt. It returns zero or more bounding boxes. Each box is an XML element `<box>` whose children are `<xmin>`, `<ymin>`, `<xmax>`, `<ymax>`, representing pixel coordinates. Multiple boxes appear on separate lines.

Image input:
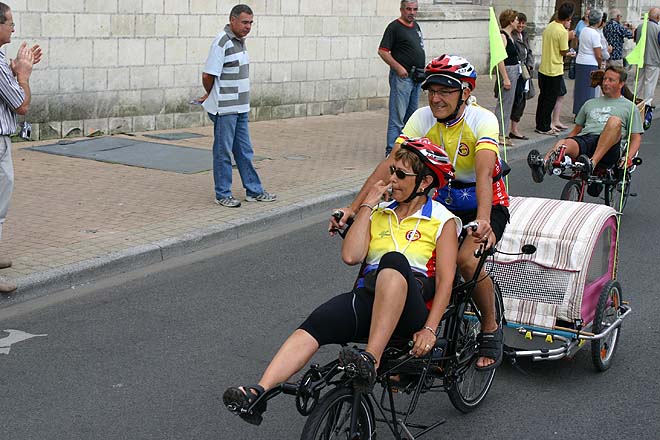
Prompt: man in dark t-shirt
<box><xmin>378</xmin><ymin>1</ymin><xmax>425</xmax><ymax>156</ymax></box>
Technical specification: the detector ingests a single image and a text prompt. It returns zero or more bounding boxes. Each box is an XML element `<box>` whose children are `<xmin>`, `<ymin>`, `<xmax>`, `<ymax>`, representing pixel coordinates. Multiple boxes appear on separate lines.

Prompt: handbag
<box><xmin>521</xmin><ymin>64</ymin><xmax>531</xmax><ymax>81</ymax></box>
<box><xmin>525</xmin><ymin>78</ymin><xmax>536</xmax><ymax>100</ymax></box>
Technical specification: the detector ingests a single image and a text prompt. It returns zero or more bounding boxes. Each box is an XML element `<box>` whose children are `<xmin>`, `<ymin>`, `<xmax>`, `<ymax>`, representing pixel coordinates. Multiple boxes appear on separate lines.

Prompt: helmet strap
<box><xmin>402</xmin><ymin>173</ymin><xmax>429</xmax><ymax>203</ymax></box>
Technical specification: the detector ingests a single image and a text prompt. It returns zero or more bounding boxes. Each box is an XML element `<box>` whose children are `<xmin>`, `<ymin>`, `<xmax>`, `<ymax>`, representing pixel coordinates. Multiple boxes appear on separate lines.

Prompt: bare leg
<box><xmin>364</xmin><ymin>268</ymin><xmax>408</xmax><ymax>366</ymax></box>
<box><xmin>458</xmin><ymin>241</ymin><xmax>498</xmax><ymax>369</ymax></box>
<box><xmin>258</xmin><ymin>329</ymin><xmax>320</xmax><ymax>391</ymax></box>
<box><xmin>544</xmin><ymin>138</ymin><xmax>580</xmax><ymax>162</ymax></box>
<box><xmin>551</xmin><ymin>95</ymin><xmax>568</xmax><ymax>130</ymax></box>
<box><xmin>591</xmin><ymin>116</ymin><xmax>622</xmax><ymax>167</ymax></box>
<box><xmin>510</xmin><ymin>120</ymin><xmax>521</xmax><ymax>137</ymax></box>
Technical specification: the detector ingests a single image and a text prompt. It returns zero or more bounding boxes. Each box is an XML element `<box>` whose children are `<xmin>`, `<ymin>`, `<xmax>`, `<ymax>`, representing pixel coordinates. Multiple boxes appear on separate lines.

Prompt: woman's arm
<box><xmin>410</xmin><ymin>219</ymin><xmax>459</xmax><ymax>356</ymax></box>
<box><xmin>341</xmin><ymin>180</ymin><xmax>391</xmax><ymax>265</ymax></box>
<box><xmin>497</xmin><ymin>34</ymin><xmax>511</xmax><ymax>90</ymax></box>
<box><xmin>593</xmin><ymin>46</ymin><xmax>603</xmax><ymax>67</ymax></box>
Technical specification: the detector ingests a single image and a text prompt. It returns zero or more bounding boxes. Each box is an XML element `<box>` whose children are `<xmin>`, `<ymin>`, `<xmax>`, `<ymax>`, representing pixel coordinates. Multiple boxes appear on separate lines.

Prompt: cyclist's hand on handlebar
<box><xmin>618</xmin><ymin>156</ymin><xmax>633</xmax><ymax>169</ymax></box>
<box><xmin>328</xmin><ymin>207</ymin><xmax>354</xmax><ymax>236</ymax></box>
<box><xmin>472</xmin><ymin>219</ymin><xmax>493</xmax><ymax>248</ymax></box>
<box><xmin>411</xmin><ymin>327</ymin><xmax>436</xmax><ymax>357</ymax></box>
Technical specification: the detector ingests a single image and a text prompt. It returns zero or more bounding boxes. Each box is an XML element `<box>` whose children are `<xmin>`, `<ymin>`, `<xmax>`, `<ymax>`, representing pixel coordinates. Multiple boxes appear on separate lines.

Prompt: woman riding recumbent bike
<box><xmin>485</xmin><ymin>196</ymin><xmax>631</xmax><ymax>371</ymax></box>
<box><xmin>222</xmin><ymin>138</ymin><xmax>511</xmax><ymax>439</ymax></box>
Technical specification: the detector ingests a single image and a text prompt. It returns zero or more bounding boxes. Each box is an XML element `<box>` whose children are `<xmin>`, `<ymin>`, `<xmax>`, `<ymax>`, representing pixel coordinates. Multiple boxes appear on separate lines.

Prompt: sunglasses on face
<box><xmin>389</xmin><ymin>165</ymin><xmax>417</xmax><ymax>179</ymax></box>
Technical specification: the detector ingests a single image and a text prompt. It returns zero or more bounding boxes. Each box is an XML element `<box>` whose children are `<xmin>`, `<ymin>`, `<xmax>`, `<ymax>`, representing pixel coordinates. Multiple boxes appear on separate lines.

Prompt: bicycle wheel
<box><xmin>590</xmin><ymin>280</ymin><xmax>623</xmax><ymax>372</ymax></box>
<box><xmin>447</xmin><ymin>282</ymin><xmax>503</xmax><ymax>413</ymax></box>
<box><xmin>300</xmin><ymin>387</ymin><xmax>375</xmax><ymax>440</ymax></box>
<box><xmin>560</xmin><ymin>180</ymin><xmax>583</xmax><ymax>201</ymax></box>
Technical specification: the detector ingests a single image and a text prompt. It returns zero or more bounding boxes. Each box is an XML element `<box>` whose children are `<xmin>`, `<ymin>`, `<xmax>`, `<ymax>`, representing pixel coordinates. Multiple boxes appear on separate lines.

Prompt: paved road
<box><xmin>1</xmin><ymin>132</ymin><xmax>658</xmax><ymax>439</ymax></box>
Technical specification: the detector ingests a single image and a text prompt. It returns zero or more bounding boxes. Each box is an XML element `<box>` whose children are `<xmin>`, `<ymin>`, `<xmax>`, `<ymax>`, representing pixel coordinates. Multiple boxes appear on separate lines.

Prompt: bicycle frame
<box><xmin>550</xmin><ymin>144</ymin><xmax>641</xmax><ymax>209</ymax></box>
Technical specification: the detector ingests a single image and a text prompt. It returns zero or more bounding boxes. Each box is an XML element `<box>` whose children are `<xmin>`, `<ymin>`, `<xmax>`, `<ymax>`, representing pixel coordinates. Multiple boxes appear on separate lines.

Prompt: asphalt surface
<box><xmin>0</xmin><ymin>130</ymin><xmax>658</xmax><ymax>439</ymax></box>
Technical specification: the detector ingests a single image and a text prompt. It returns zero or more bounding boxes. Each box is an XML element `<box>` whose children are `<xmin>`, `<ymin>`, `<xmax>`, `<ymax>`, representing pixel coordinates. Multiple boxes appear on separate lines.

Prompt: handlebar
<box><xmin>330</xmin><ymin>210</ymin><xmax>354</xmax><ymax>239</ymax></box>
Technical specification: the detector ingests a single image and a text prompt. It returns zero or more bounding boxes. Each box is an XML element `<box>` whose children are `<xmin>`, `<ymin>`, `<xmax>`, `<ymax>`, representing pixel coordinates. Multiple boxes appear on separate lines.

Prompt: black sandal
<box><xmin>223</xmin><ymin>384</ymin><xmax>267</xmax><ymax>426</ymax></box>
<box><xmin>475</xmin><ymin>326</ymin><xmax>504</xmax><ymax>371</ymax></box>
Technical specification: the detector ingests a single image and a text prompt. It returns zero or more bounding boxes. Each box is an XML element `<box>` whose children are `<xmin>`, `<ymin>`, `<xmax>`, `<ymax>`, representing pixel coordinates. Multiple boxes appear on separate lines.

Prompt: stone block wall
<box><xmin>6</xmin><ymin>0</ymin><xmax>492</xmax><ymax>140</ymax></box>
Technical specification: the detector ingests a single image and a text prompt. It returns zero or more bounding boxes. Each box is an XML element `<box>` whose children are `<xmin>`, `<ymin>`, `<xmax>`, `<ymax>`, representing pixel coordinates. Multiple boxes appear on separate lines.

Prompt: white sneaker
<box><xmin>245</xmin><ymin>192</ymin><xmax>277</xmax><ymax>202</ymax></box>
<box><xmin>215</xmin><ymin>196</ymin><xmax>241</xmax><ymax>208</ymax></box>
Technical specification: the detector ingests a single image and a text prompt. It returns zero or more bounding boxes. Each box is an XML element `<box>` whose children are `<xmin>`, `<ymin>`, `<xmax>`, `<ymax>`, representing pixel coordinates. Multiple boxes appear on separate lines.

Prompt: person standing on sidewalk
<box><xmin>603</xmin><ymin>9</ymin><xmax>634</xmax><ymax>67</ymax></box>
<box><xmin>378</xmin><ymin>1</ymin><xmax>426</xmax><ymax>156</ymax></box>
<box><xmin>0</xmin><ymin>2</ymin><xmax>41</xmax><ymax>294</ymax></box>
<box><xmin>509</xmin><ymin>12</ymin><xmax>534</xmax><ymax>140</ymax></box>
<box><xmin>200</xmin><ymin>4</ymin><xmax>276</xmax><ymax>208</ymax></box>
<box><xmin>572</xmin><ymin>9</ymin><xmax>603</xmax><ymax>115</ymax></box>
<box><xmin>493</xmin><ymin>9</ymin><xmax>520</xmax><ymax>145</ymax></box>
<box><xmin>535</xmin><ymin>2</ymin><xmax>575</xmax><ymax>136</ymax></box>
<box><xmin>637</xmin><ymin>7</ymin><xmax>660</xmax><ymax>104</ymax></box>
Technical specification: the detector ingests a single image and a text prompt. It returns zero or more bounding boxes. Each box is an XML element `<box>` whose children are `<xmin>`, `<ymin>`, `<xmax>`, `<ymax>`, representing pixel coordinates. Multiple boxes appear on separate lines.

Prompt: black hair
<box><xmin>557</xmin><ymin>2</ymin><xmax>575</xmax><ymax>21</ymax></box>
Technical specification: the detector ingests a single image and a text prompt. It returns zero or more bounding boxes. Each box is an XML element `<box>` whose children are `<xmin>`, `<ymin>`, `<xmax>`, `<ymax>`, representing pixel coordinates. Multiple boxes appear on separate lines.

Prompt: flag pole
<box><xmin>613</xmin><ymin>12</ymin><xmax>649</xmax><ymax>278</ymax></box>
<box><xmin>488</xmin><ymin>7</ymin><xmax>509</xmax><ymax>190</ymax></box>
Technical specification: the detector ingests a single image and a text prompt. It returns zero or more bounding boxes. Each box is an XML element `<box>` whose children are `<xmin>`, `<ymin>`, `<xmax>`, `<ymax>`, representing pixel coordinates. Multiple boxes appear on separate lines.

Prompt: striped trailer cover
<box><xmin>486</xmin><ymin>197</ymin><xmax>618</xmax><ymax>328</ymax></box>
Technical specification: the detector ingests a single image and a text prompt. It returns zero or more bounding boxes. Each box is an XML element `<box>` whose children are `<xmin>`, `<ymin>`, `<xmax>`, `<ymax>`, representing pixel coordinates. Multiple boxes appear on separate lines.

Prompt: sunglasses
<box><xmin>389</xmin><ymin>165</ymin><xmax>417</xmax><ymax>179</ymax></box>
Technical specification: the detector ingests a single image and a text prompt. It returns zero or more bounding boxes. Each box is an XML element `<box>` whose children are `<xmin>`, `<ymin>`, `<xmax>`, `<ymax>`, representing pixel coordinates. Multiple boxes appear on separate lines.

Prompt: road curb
<box><xmin>1</xmin><ymin>190</ymin><xmax>359</xmax><ymax>309</ymax></box>
<box><xmin>0</xmin><ymin>137</ymin><xmax>554</xmax><ymax>309</ymax></box>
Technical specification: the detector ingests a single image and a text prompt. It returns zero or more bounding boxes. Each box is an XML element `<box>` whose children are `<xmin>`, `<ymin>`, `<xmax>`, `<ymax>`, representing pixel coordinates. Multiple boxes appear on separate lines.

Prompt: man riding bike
<box><xmin>331</xmin><ymin>54</ymin><xmax>510</xmax><ymax>370</ymax></box>
<box><xmin>527</xmin><ymin>65</ymin><xmax>643</xmax><ymax>190</ymax></box>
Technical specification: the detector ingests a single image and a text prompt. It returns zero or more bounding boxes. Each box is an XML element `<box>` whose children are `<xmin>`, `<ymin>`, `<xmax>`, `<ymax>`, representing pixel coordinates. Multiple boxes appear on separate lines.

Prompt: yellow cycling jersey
<box><xmin>398</xmin><ymin>102</ymin><xmax>509</xmax><ymax>210</ymax></box>
<box><xmin>363</xmin><ymin>198</ymin><xmax>461</xmax><ymax>279</ymax></box>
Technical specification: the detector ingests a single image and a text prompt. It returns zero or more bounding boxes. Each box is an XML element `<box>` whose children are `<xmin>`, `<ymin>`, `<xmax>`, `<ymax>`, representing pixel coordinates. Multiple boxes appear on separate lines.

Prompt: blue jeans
<box><xmin>386</xmin><ymin>70</ymin><xmax>421</xmax><ymax>155</ymax></box>
<box><xmin>208</xmin><ymin>112</ymin><xmax>264</xmax><ymax>200</ymax></box>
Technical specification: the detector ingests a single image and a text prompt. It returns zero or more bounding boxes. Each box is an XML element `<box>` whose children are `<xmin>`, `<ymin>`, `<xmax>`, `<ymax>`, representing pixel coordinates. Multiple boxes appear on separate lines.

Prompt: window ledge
<box><xmin>417</xmin><ymin>5</ymin><xmax>490</xmax><ymax>21</ymax></box>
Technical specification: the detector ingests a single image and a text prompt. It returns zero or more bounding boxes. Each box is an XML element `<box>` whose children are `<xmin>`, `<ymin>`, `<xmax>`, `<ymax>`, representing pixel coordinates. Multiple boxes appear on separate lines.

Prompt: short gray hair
<box><xmin>230</xmin><ymin>4</ymin><xmax>253</xmax><ymax>19</ymax></box>
<box><xmin>588</xmin><ymin>9</ymin><xmax>603</xmax><ymax>26</ymax></box>
<box><xmin>400</xmin><ymin>1</ymin><xmax>417</xmax><ymax>8</ymax></box>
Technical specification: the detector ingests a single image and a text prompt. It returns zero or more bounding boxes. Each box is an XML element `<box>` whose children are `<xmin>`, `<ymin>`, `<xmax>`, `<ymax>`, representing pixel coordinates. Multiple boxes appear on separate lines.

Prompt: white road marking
<box><xmin>0</xmin><ymin>329</ymin><xmax>48</xmax><ymax>355</ymax></box>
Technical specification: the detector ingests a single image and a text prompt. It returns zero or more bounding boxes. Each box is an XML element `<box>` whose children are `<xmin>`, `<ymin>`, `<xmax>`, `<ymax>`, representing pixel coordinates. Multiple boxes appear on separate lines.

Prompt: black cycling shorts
<box><xmin>568</xmin><ymin>134</ymin><xmax>621</xmax><ymax>167</ymax></box>
<box><xmin>451</xmin><ymin>204</ymin><xmax>510</xmax><ymax>243</ymax></box>
<box><xmin>298</xmin><ymin>252</ymin><xmax>431</xmax><ymax>346</ymax></box>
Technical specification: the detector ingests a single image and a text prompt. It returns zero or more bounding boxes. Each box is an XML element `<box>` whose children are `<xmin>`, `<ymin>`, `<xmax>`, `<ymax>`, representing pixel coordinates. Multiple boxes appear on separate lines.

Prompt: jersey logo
<box><xmin>458</xmin><ymin>143</ymin><xmax>470</xmax><ymax>156</ymax></box>
<box><xmin>379</xmin><ymin>230</ymin><xmax>391</xmax><ymax>239</ymax></box>
<box><xmin>405</xmin><ymin>230</ymin><xmax>421</xmax><ymax>241</ymax></box>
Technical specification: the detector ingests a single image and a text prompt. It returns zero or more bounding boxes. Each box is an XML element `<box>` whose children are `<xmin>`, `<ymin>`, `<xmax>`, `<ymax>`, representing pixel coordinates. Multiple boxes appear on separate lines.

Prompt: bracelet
<box><xmin>423</xmin><ymin>326</ymin><xmax>436</xmax><ymax>335</ymax></box>
<box><xmin>359</xmin><ymin>203</ymin><xmax>374</xmax><ymax>211</ymax></box>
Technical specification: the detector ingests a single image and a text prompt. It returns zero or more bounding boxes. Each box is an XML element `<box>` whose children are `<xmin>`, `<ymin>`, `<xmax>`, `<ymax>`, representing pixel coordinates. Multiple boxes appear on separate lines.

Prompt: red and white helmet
<box><xmin>421</xmin><ymin>54</ymin><xmax>477</xmax><ymax>91</ymax></box>
<box><xmin>400</xmin><ymin>137</ymin><xmax>454</xmax><ymax>188</ymax></box>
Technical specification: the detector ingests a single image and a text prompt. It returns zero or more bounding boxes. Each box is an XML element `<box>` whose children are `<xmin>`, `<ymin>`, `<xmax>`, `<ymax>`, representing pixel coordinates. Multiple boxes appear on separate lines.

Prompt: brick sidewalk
<box><xmin>0</xmin><ymin>73</ymin><xmax>618</xmax><ymax>303</ymax></box>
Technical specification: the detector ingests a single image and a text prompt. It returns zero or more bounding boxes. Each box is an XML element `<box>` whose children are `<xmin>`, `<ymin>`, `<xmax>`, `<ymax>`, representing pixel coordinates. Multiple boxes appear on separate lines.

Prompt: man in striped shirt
<box><xmin>200</xmin><ymin>4</ymin><xmax>276</xmax><ymax>208</ymax></box>
<box><xmin>0</xmin><ymin>2</ymin><xmax>41</xmax><ymax>294</ymax></box>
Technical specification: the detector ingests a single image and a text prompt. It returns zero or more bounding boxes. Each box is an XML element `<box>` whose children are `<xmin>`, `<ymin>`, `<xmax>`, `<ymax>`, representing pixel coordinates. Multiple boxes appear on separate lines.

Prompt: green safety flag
<box><xmin>489</xmin><ymin>7</ymin><xmax>507</xmax><ymax>79</ymax></box>
<box><xmin>626</xmin><ymin>13</ymin><xmax>648</xmax><ymax>67</ymax></box>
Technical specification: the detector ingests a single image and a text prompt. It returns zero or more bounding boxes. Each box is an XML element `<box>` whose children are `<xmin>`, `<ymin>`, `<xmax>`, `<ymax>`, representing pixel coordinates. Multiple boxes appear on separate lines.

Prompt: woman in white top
<box><xmin>573</xmin><ymin>9</ymin><xmax>603</xmax><ymax>114</ymax></box>
<box><xmin>595</xmin><ymin>12</ymin><xmax>612</xmax><ymax>97</ymax></box>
